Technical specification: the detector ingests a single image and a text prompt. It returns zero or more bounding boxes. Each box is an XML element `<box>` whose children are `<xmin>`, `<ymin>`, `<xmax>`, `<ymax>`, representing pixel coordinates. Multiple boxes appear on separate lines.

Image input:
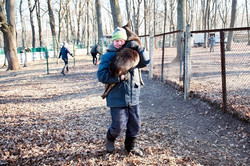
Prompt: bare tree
<box><xmin>226</xmin><ymin>0</ymin><xmax>237</xmax><ymax>51</ymax></box>
<box><xmin>0</xmin><ymin>0</ymin><xmax>19</xmax><ymax>70</ymax></box>
<box><xmin>213</xmin><ymin>0</ymin><xmax>218</xmax><ymax>29</ymax></box>
<box><xmin>19</xmin><ymin>0</ymin><xmax>28</xmax><ymax>67</ymax></box>
<box><xmin>186</xmin><ymin>0</ymin><xmax>195</xmax><ymax>30</ymax></box>
<box><xmin>168</xmin><ymin>0</ymin><xmax>176</xmax><ymax>47</ymax></box>
<box><xmin>81</xmin><ymin>6</ymin><xmax>86</xmax><ymax>47</ymax></box>
<box><xmin>171</xmin><ymin>0</ymin><xmax>186</xmax><ymax>63</ymax></box>
<box><xmin>35</xmin><ymin>0</ymin><xmax>43</xmax><ymax>47</ymax></box>
<box><xmin>109</xmin><ymin>0</ymin><xmax>123</xmax><ymax>28</ymax></box>
<box><xmin>65</xmin><ymin>0</ymin><xmax>70</xmax><ymax>43</ymax></box>
<box><xmin>202</xmin><ymin>0</ymin><xmax>211</xmax><ymax>48</ymax></box>
<box><xmin>218</xmin><ymin>0</ymin><xmax>230</xmax><ymax>28</ymax></box>
<box><xmin>87</xmin><ymin>0</ymin><xmax>90</xmax><ymax>55</ymax></box>
<box><xmin>58</xmin><ymin>0</ymin><xmax>66</xmax><ymax>44</ymax></box>
<box><xmin>28</xmin><ymin>0</ymin><xmax>37</xmax><ymax>49</ymax></box>
<box><xmin>73</xmin><ymin>0</ymin><xmax>85</xmax><ymax>45</ymax></box>
<box><xmin>125</xmin><ymin>0</ymin><xmax>132</xmax><ymax>24</ymax></box>
<box><xmin>132</xmin><ymin>0</ymin><xmax>142</xmax><ymax>34</ymax></box>
<box><xmin>95</xmin><ymin>0</ymin><xmax>104</xmax><ymax>54</ymax></box>
<box><xmin>144</xmin><ymin>0</ymin><xmax>148</xmax><ymax>50</ymax></box>
<box><xmin>246</xmin><ymin>0</ymin><xmax>250</xmax><ymax>45</ymax></box>
<box><xmin>47</xmin><ymin>0</ymin><xmax>58</xmax><ymax>57</ymax></box>
<box><xmin>68</xmin><ymin>7</ymin><xmax>76</xmax><ymax>42</ymax></box>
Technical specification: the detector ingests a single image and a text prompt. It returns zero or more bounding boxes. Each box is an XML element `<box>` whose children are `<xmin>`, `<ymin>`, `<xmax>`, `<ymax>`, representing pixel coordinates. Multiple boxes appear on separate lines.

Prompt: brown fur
<box><xmin>101</xmin><ymin>22</ymin><xmax>144</xmax><ymax>99</ymax></box>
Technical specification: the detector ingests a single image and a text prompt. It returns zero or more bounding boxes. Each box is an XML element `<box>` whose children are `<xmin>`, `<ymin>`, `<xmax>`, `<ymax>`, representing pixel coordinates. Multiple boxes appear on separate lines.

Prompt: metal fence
<box><xmin>140</xmin><ymin>27</ymin><xmax>250</xmax><ymax>122</ymax></box>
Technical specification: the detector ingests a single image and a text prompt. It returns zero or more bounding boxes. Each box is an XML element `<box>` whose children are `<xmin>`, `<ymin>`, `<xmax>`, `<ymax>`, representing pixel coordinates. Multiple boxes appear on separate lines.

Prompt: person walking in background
<box><xmin>97</xmin><ymin>27</ymin><xmax>150</xmax><ymax>156</ymax></box>
<box><xmin>209</xmin><ymin>36</ymin><xmax>215</xmax><ymax>52</ymax></box>
<box><xmin>90</xmin><ymin>43</ymin><xmax>101</xmax><ymax>65</ymax></box>
<box><xmin>59</xmin><ymin>42</ymin><xmax>74</xmax><ymax>75</ymax></box>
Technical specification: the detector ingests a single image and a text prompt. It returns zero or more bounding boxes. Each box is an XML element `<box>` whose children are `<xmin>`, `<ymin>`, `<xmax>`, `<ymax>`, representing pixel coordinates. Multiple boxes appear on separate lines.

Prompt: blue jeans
<box><xmin>109</xmin><ymin>105</ymin><xmax>141</xmax><ymax>139</ymax></box>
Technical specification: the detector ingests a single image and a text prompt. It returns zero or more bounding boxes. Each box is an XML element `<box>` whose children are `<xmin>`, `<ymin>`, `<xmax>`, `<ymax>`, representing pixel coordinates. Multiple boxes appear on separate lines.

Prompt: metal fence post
<box><xmin>149</xmin><ymin>36</ymin><xmax>154</xmax><ymax>79</ymax></box>
<box><xmin>161</xmin><ymin>34</ymin><xmax>165</xmax><ymax>81</ymax></box>
<box><xmin>220</xmin><ymin>30</ymin><xmax>227</xmax><ymax>113</ymax></box>
<box><xmin>184</xmin><ymin>25</ymin><xmax>191</xmax><ymax>100</ymax></box>
<box><xmin>45</xmin><ymin>47</ymin><xmax>49</xmax><ymax>75</ymax></box>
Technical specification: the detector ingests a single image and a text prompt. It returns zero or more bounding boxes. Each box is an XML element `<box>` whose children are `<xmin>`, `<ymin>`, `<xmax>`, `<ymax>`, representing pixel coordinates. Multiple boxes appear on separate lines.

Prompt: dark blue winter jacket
<box><xmin>97</xmin><ymin>43</ymin><xmax>150</xmax><ymax>107</ymax></box>
<box><xmin>59</xmin><ymin>45</ymin><xmax>73</xmax><ymax>60</ymax></box>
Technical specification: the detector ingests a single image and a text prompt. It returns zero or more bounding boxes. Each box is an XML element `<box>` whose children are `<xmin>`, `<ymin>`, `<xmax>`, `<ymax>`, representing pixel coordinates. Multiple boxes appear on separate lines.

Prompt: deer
<box><xmin>101</xmin><ymin>22</ymin><xmax>144</xmax><ymax>99</ymax></box>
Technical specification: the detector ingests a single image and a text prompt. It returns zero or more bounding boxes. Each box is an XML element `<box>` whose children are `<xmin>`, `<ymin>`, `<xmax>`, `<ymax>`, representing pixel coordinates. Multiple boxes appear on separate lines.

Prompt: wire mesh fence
<box><xmin>141</xmin><ymin>27</ymin><xmax>250</xmax><ymax>122</ymax></box>
<box><xmin>223</xmin><ymin>30</ymin><xmax>250</xmax><ymax>120</ymax></box>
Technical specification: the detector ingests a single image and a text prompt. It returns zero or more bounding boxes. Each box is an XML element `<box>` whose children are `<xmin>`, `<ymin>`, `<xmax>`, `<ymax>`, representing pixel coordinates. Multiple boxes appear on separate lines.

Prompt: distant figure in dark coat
<box><xmin>59</xmin><ymin>42</ymin><xmax>74</xmax><ymax>75</ymax></box>
<box><xmin>90</xmin><ymin>43</ymin><xmax>101</xmax><ymax>65</ymax></box>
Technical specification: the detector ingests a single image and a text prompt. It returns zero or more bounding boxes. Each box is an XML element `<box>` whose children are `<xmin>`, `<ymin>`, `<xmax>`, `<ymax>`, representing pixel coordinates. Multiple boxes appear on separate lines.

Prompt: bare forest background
<box><xmin>0</xmin><ymin>0</ymin><xmax>249</xmax><ymax>70</ymax></box>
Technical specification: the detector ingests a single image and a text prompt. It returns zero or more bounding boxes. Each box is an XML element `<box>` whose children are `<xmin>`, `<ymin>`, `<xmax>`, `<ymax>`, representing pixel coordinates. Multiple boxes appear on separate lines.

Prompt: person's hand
<box><xmin>120</xmin><ymin>73</ymin><xmax>130</xmax><ymax>81</ymax></box>
<box><xmin>125</xmin><ymin>41</ymin><xmax>143</xmax><ymax>52</ymax></box>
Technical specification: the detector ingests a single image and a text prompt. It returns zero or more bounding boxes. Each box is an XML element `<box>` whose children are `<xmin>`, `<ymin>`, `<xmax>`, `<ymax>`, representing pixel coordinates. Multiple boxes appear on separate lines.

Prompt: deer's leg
<box><xmin>101</xmin><ymin>84</ymin><xmax>110</xmax><ymax>98</ymax></box>
<box><xmin>139</xmin><ymin>69</ymin><xmax>145</xmax><ymax>86</ymax></box>
<box><xmin>101</xmin><ymin>84</ymin><xmax>115</xmax><ymax>99</ymax></box>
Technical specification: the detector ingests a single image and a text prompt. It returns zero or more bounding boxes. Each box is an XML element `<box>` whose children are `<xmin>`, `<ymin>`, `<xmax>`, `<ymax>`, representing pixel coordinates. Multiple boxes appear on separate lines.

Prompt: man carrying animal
<box><xmin>97</xmin><ymin>25</ymin><xmax>150</xmax><ymax>156</ymax></box>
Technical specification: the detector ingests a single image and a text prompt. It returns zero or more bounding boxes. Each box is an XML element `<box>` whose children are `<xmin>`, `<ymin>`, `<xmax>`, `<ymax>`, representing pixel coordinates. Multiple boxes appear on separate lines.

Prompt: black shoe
<box><xmin>106</xmin><ymin>138</ymin><xmax>115</xmax><ymax>153</ymax></box>
<box><xmin>125</xmin><ymin>137</ymin><xmax>143</xmax><ymax>156</ymax></box>
<box><xmin>61</xmin><ymin>71</ymin><xmax>65</xmax><ymax>75</ymax></box>
<box><xmin>106</xmin><ymin>130</ymin><xmax>116</xmax><ymax>153</ymax></box>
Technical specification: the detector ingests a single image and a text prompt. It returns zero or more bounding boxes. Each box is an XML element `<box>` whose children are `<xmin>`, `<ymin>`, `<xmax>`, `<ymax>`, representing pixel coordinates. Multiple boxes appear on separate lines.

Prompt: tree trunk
<box><xmin>66</xmin><ymin>0</ymin><xmax>70</xmax><ymax>43</ymax></box>
<box><xmin>144</xmin><ymin>0</ymin><xmax>148</xmax><ymax>51</ymax></box>
<box><xmin>58</xmin><ymin>0</ymin><xmax>66</xmax><ymax>44</ymax></box>
<box><xmin>81</xmin><ymin>10</ymin><xmax>86</xmax><ymax>47</ymax></box>
<box><xmin>87</xmin><ymin>0</ymin><xmax>90</xmax><ymax>55</ymax></box>
<box><xmin>95</xmin><ymin>0</ymin><xmax>104</xmax><ymax>54</ymax></box>
<box><xmin>36</xmin><ymin>0</ymin><xmax>43</xmax><ymax>47</ymax></box>
<box><xmin>213</xmin><ymin>0</ymin><xmax>218</xmax><ymax>29</ymax></box>
<box><xmin>203</xmin><ymin>0</ymin><xmax>211</xmax><ymax>48</ymax></box>
<box><xmin>69</xmin><ymin>8</ymin><xmax>76</xmax><ymax>42</ymax></box>
<box><xmin>226</xmin><ymin>0</ymin><xmax>237</xmax><ymax>51</ymax></box>
<box><xmin>28</xmin><ymin>0</ymin><xmax>36</xmax><ymax>49</ymax></box>
<box><xmin>125</xmin><ymin>0</ymin><xmax>131</xmax><ymax>23</ymax></box>
<box><xmin>134</xmin><ymin>0</ymin><xmax>142</xmax><ymax>35</ymax></box>
<box><xmin>76</xmin><ymin>0</ymin><xmax>84</xmax><ymax>45</ymax></box>
<box><xmin>153</xmin><ymin>0</ymin><xmax>156</xmax><ymax>48</ymax></box>
<box><xmin>0</xmin><ymin>0</ymin><xmax>19</xmax><ymax>70</ymax></box>
<box><xmin>245</xmin><ymin>0</ymin><xmax>250</xmax><ymax>45</ymax></box>
<box><xmin>47</xmin><ymin>0</ymin><xmax>58</xmax><ymax>57</ymax></box>
<box><xmin>109</xmin><ymin>0</ymin><xmax>123</xmax><ymax>28</ymax></box>
<box><xmin>19</xmin><ymin>0</ymin><xmax>28</xmax><ymax>67</ymax></box>
<box><xmin>172</xmin><ymin>0</ymin><xmax>186</xmax><ymax>64</ymax></box>
<box><xmin>169</xmin><ymin>0</ymin><xmax>175</xmax><ymax>47</ymax></box>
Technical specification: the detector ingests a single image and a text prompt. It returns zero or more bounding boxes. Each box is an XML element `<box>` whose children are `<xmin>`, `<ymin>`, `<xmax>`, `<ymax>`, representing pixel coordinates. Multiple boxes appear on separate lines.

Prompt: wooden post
<box><xmin>179</xmin><ymin>30</ymin><xmax>185</xmax><ymax>88</ymax></box>
<box><xmin>184</xmin><ymin>24</ymin><xmax>191</xmax><ymax>100</ymax></box>
<box><xmin>220</xmin><ymin>30</ymin><xmax>227</xmax><ymax>113</ymax></box>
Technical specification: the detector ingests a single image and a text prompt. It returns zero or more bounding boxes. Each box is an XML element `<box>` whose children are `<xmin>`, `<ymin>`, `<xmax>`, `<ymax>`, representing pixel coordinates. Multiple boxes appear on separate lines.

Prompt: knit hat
<box><xmin>112</xmin><ymin>27</ymin><xmax>127</xmax><ymax>41</ymax></box>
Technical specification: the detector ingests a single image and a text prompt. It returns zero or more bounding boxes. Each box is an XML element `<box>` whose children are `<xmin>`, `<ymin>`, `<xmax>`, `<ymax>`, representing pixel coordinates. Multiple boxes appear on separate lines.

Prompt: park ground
<box><xmin>0</xmin><ymin>55</ymin><xmax>249</xmax><ymax>165</ymax></box>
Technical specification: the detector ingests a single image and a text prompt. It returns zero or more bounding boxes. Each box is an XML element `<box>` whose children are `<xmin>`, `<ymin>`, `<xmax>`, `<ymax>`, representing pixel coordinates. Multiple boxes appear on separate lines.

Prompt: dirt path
<box><xmin>0</xmin><ymin>56</ymin><xmax>249</xmax><ymax>165</ymax></box>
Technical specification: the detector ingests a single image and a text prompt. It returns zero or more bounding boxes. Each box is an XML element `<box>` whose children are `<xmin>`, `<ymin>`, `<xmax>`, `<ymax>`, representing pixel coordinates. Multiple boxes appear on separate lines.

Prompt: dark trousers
<box><xmin>62</xmin><ymin>59</ymin><xmax>69</xmax><ymax>73</ymax></box>
<box><xmin>91</xmin><ymin>53</ymin><xmax>97</xmax><ymax>65</ymax></box>
<box><xmin>108</xmin><ymin>105</ymin><xmax>141</xmax><ymax>139</ymax></box>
